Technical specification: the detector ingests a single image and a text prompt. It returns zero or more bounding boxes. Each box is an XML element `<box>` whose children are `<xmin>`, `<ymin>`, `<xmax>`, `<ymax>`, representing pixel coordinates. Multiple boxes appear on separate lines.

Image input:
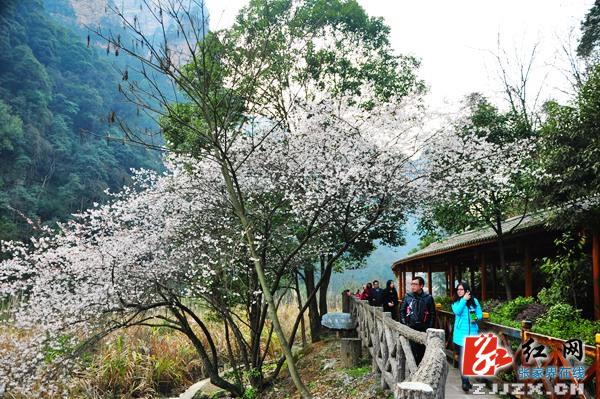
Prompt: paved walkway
<box><xmin>445</xmin><ymin>361</ymin><xmax>500</xmax><ymax>399</ymax></box>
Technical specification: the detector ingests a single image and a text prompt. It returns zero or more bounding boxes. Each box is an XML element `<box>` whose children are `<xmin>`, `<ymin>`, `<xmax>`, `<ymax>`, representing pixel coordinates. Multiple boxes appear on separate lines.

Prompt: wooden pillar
<box><xmin>491</xmin><ymin>262</ymin><xmax>497</xmax><ymax>299</ymax></box>
<box><xmin>398</xmin><ymin>270</ymin><xmax>404</xmax><ymax>299</ymax></box>
<box><xmin>394</xmin><ymin>271</ymin><xmax>402</xmax><ymax>299</ymax></box>
<box><xmin>524</xmin><ymin>246</ymin><xmax>533</xmax><ymax>298</ymax></box>
<box><xmin>449</xmin><ymin>264</ymin><xmax>455</xmax><ymax>298</ymax></box>
<box><xmin>469</xmin><ymin>265</ymin><xmax>475</xmax><ymax>292</ymax></box>
<box><xmin>480</xmin><ymin>252</ymin><xmax>487</xmax><ymax>302</ymax></box>
<box><xmin>428</xmin><ymin>265</ymin><xmax>433</xmax><ymax>296</ymax></box>
<box><xmin>593</xmin><ymin>233</ymin><xmax>600</xmax><ymax>320</ymax></box>
<box><xmin>595</xmin><ymin>333</ymin><xmax>600</xmax><ymax>399</ymax></box>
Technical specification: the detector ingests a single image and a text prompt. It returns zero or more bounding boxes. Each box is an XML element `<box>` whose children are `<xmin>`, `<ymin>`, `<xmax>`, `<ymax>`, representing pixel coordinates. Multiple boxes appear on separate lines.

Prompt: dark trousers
<box><xmin>456</xmin><ymin>345</ymin><xmax>470</xmax><ymax>385</ymax></box>
<box><xmin>383</xmin><ymin>304</ymin><xmax>399</xmax><ymax>321</ymax></box>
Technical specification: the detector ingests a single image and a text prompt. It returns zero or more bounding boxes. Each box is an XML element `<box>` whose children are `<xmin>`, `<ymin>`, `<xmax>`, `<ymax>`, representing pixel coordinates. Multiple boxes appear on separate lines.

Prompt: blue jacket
<box><xmin>451</xmin><ymin>297</ymin><xmax>483</xmax><ymax>347</ymax></box>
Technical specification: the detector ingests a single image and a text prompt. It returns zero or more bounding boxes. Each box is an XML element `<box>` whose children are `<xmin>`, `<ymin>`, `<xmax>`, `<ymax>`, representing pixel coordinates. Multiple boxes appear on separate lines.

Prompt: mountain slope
<box><xmin>0</xmin><ymin>0</ymin><xmax>163</xmax><ymax>241</ymax></box>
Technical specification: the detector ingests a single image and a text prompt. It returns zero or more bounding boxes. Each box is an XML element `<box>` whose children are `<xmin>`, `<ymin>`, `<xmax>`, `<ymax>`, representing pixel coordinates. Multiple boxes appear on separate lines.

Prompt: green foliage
<box><xmin>434</xmin><ymin>295</ymin><xmax>453</xmax><ymax>311</ymax></box>
<box><xmin>43</xmin><ymin>334</ymin><xmax>76</xmax><ymax>363</ymax></box>
<box><xmin>486</xmin><ymin>297</ymin><xmax>600</xmax><ymax>345</ymax></box>
<box><xmin>534</xmin><ymin>303</ymin><xmax>600</xmax><ymax>345</ymax></box>
<box><xmin>537</xmin><ymin>285</ymin><xmax>562</xmax><ymax>308</ymax></box>
<box><xmin>242</xmin><ymin>386</ymin><xmax>258</xmax><ymax>399</ymax></box>
<box><xmin>539</xmin><ymin>232</ymin><xmax>592</xmax><ymax>310</ymax></box>
<box><xmin>344</xmin><ymin>364</ymin><xmax>371</xmax><ymax>378</ymax></box>
<box><xmin>488</xmin><ymin>296</ymin><xmax>535</xmax><ymax>328</ymax></box>
<box><xmin>538</xmin><ymin>64</ymin><xmax>600</xmax><ymax>231</ymax></box>
<box><xmin>577</xmin><ymin>0</ymin><xmax>600</xmax><ymax>58</ymax></box>
<box><xmin>0</xmin><ymin>0</ymin><xmax>162</xmax><ymax>241</ymax></box>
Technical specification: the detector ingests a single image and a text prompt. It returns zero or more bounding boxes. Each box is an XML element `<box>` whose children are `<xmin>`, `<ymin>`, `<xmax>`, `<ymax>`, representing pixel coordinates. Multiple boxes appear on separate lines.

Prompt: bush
<box><xmin>434</xmin><ymin>296</ymin><xmax>453</xmax><ymax>311</ymax></box>
<box><xmin>488</xmin><ymin>296</ymin><xmax>535</xmax><ymax>327</ymax></box>
<box><xmin>533</xmin><ymin>303</ymin><xmax>600</xmax><ymax>345</ymax></box>
<box><xmin>537</xmin><ymin>285</ymin><xmax>563</xmax><ymax>307</ymax></box>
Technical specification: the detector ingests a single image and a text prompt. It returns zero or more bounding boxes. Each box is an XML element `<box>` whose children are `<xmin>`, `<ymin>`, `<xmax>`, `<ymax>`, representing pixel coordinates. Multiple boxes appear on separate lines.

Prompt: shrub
<box><xmin>533</xmin><ymin>303</ymin><xmax>600</xmax><ymax>345</ymax></box>
<box><xmin>498</xmin><ymin>296</ymin><xmax>536</xmax><ymax>319</ymax></box>
<box><xmin>539</xmin><ymin>233</ymin><xmax>592</xmax><ymax>310</ymax></box>
<box><xmin>537</xmin><ymin>286</ymin><xmax>562</xmax><ymax>307</ymax></box>
<box><xmin>434</xmin><ymin>296</ymin><xmax>453</xmax><ymax>311</ymax></box>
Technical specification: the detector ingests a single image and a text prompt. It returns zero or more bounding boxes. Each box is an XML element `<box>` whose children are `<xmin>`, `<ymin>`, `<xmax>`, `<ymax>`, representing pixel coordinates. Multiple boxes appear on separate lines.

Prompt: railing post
<box><xmin>521</xmin><ymin>319</ymin><xmax>532</xmax><ymax>342</ymax></box>
<box><xmin>372</xmin><ymin>307</ymin><xmax>383</xmax><ymax>374</ymax></box>
<box><xmin>342</xmin><ymin>290</ymin><xmax>350</xmax><ymax>313</ymax></box>
<box><xmin>434</xmin><ymin>303</ymin><xmax>441</xmax><ymax>329</ymax></box>
<box><xmin>381</xmin><ymin>312</ymin><xmax>392</xmax><ymax>389</ymax></box>
<box><xmin>521</xmin><ymin>319</ymin><xmax>533</xmax><ymax>393</ymax></box>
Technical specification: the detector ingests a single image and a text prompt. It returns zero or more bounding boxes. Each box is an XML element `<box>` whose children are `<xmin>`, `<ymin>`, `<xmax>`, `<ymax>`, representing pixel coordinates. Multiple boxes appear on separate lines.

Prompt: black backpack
<box><xmin>406</xmin><ymin>294</ymin><xmax>432</xmax><ymax>329</ymax></box>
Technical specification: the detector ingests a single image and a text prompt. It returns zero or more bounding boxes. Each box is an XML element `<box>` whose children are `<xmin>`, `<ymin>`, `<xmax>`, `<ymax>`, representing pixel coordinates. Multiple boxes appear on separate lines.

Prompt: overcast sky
<box><xmin>204</xmin><ymin>0</ymin><xmax>594</xmax><ymax>109</ymax></box>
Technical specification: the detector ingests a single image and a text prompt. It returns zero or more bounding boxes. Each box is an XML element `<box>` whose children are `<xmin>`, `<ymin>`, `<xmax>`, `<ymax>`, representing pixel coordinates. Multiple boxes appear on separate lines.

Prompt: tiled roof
<box><xmin>393</xmin><ymin>210</ymin><xmax>551</xmax><ymax>267</ymax></box>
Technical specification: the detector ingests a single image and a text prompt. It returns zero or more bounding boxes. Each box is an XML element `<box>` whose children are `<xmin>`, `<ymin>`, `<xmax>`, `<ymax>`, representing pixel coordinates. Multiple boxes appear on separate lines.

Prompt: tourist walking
<box><xmin>368</xmin><ymin>280</ymin><xmax>383</xmax><ymax>307</ymax></box>
<box><xmin>400</xmin><ymin>276</ymin><xmax>436</xmax><ymax>365</ymax></box>
<box><xmin>382</xmin><ymin>280</ymin><xmax>399</xmax><ymax>320</ymax></box>
<box><xmin>452</xmin><ymin>281</ymin><xmax>483</xmax><ymax>392</ymax></box>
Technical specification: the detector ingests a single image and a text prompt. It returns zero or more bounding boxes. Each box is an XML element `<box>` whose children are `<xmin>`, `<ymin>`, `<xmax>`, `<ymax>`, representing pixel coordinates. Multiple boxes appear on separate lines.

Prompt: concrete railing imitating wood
<box><xmin>344</xmin><ymin>294</ymin><xmax>448</xmax><ymax>399</ymax></box>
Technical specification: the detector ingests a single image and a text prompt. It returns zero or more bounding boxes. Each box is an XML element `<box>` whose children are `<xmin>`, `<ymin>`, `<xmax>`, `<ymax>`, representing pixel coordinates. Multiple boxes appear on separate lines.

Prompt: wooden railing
<box><xmin>346</xmin><ymin>295</ymin><xmax>448</xmax><ymax>399</ymax></box>
<box><xmin>435</xmin><ymin>308</ymin><xmax>600</xmax><ymax>399</ymax></box>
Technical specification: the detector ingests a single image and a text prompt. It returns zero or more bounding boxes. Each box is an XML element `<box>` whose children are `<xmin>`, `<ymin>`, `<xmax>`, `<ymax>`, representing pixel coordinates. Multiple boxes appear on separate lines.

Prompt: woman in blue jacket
<box><xmin>451</xmin><ymin>281</ymin><xmax>483</xmax><ymax>392</ymax></box>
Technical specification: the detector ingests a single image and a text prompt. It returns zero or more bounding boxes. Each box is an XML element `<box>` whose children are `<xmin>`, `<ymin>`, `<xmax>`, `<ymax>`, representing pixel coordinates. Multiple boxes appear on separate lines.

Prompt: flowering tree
<box><xmin>104</xmin><ymin>0</ymin><xmax>426</xmax><ymax>396</ymax></box>
<box><xmin>1</xmin><ymin>86</ymin><xmax>424</xmax><ymax>395</ymax></box>
<box><xmin>421</xmin><ymin>94</ymin><xmax>536</xmax><ymax>299</ymax></box>
<box><xmin>0</xmin><ymin>1</ymin><xmax>430</xmax><ymax>397</ymax></box>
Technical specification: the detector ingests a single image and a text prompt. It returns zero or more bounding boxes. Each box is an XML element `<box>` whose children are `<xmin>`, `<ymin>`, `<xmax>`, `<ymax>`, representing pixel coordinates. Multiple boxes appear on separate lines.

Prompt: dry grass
<box><xmin>2</xmin><ymin>302</ymin><xmax>310</xmax><ymax>398</ymax></box>
<box><xmin>70</xmin><ymin>326</ymin><xmax>204</xmax><ymax>398</ymax></box>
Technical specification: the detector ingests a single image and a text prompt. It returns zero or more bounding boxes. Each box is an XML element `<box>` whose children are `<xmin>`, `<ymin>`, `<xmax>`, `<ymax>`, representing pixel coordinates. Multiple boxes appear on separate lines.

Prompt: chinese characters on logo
<box><xmin>462</xmin><ymin>334</ymin><xmax>588</xmax><ymax>381</ymax></box>
<box><xmin>462</xmin><ymin>333</ymin><xmax>513</xmax><ymax>376</ymax></box>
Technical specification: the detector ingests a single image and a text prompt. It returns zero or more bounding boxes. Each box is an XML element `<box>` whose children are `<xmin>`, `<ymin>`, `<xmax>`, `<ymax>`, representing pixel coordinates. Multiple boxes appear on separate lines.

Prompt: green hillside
<box><xmin>0</xmin><ymin>0</ymin><xmax>162</xmax><ymax>241</ymax></box>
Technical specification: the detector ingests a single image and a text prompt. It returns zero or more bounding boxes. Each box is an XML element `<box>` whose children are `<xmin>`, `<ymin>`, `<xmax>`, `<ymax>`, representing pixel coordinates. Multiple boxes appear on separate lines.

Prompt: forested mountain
<box><xmin>0</xmin><ymin>0</ymin><xmax>186</xmax><ymax>241</ymax></box>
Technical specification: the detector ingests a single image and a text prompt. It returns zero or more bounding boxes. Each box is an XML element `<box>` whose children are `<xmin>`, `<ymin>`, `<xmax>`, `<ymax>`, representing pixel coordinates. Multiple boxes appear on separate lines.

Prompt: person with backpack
<box><xmin>400</xmin><ymin>276</ymin><xmax>436</xmax><ymax>365</ymax></box>
<box><xmin>368</xmin><ymin>280</ymin><xmax>383</xmax><ymax>307</ymax></box>
<box><xmin>452</xmin><ymin>281</ymin><xmax>483</xmax><ymax>392</ymax></box>
<box><xmin>382</xmin><ymin>280</ymin><xmax>399</xmax><ymax>320</ymax></box>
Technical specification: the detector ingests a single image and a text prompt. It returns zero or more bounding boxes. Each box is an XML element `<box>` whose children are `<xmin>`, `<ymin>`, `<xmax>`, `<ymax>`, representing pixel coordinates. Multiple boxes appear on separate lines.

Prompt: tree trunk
<box><xmin>497</xmin><ymin>237</ymin><xmax>512</xmax><ymax>300</ymax></box>
<box><xmin>220</xmin><ymin>161</ymin><xmax>312</xmax><ymax>398</ymax></box>
<box><xmin>304</xmin><ymin>264</ymin><xmax>321</xmax><ymax>342</ymax></box>
<box><xmin>295</xmin><ymin>272</ymin><xmax>307</xmax><ymax>348</ymax></box>
<box><xmin>319</xmin><ymin>253</ymin><xmax>332</xmax><ymax>317</ymax></box>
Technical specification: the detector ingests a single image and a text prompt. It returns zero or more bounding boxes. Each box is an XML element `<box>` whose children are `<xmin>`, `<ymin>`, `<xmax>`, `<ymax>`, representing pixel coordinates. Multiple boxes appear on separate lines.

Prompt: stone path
<box><xmin>445</xmin><ymin>361</ymin><xmax>500</xmax><ymax>399</ymax></box>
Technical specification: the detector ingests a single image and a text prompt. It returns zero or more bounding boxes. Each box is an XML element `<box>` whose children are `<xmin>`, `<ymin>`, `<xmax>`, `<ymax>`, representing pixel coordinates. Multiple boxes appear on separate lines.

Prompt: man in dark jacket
<box><xmin>400</xmin><ymin>276</ymin><xmax>436</xmax><ymax>365</ymax></box>
<box><xmin>368</xmin><ymin>280</ymin><xmax>383</xmax><ymax>307</ymax></box>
